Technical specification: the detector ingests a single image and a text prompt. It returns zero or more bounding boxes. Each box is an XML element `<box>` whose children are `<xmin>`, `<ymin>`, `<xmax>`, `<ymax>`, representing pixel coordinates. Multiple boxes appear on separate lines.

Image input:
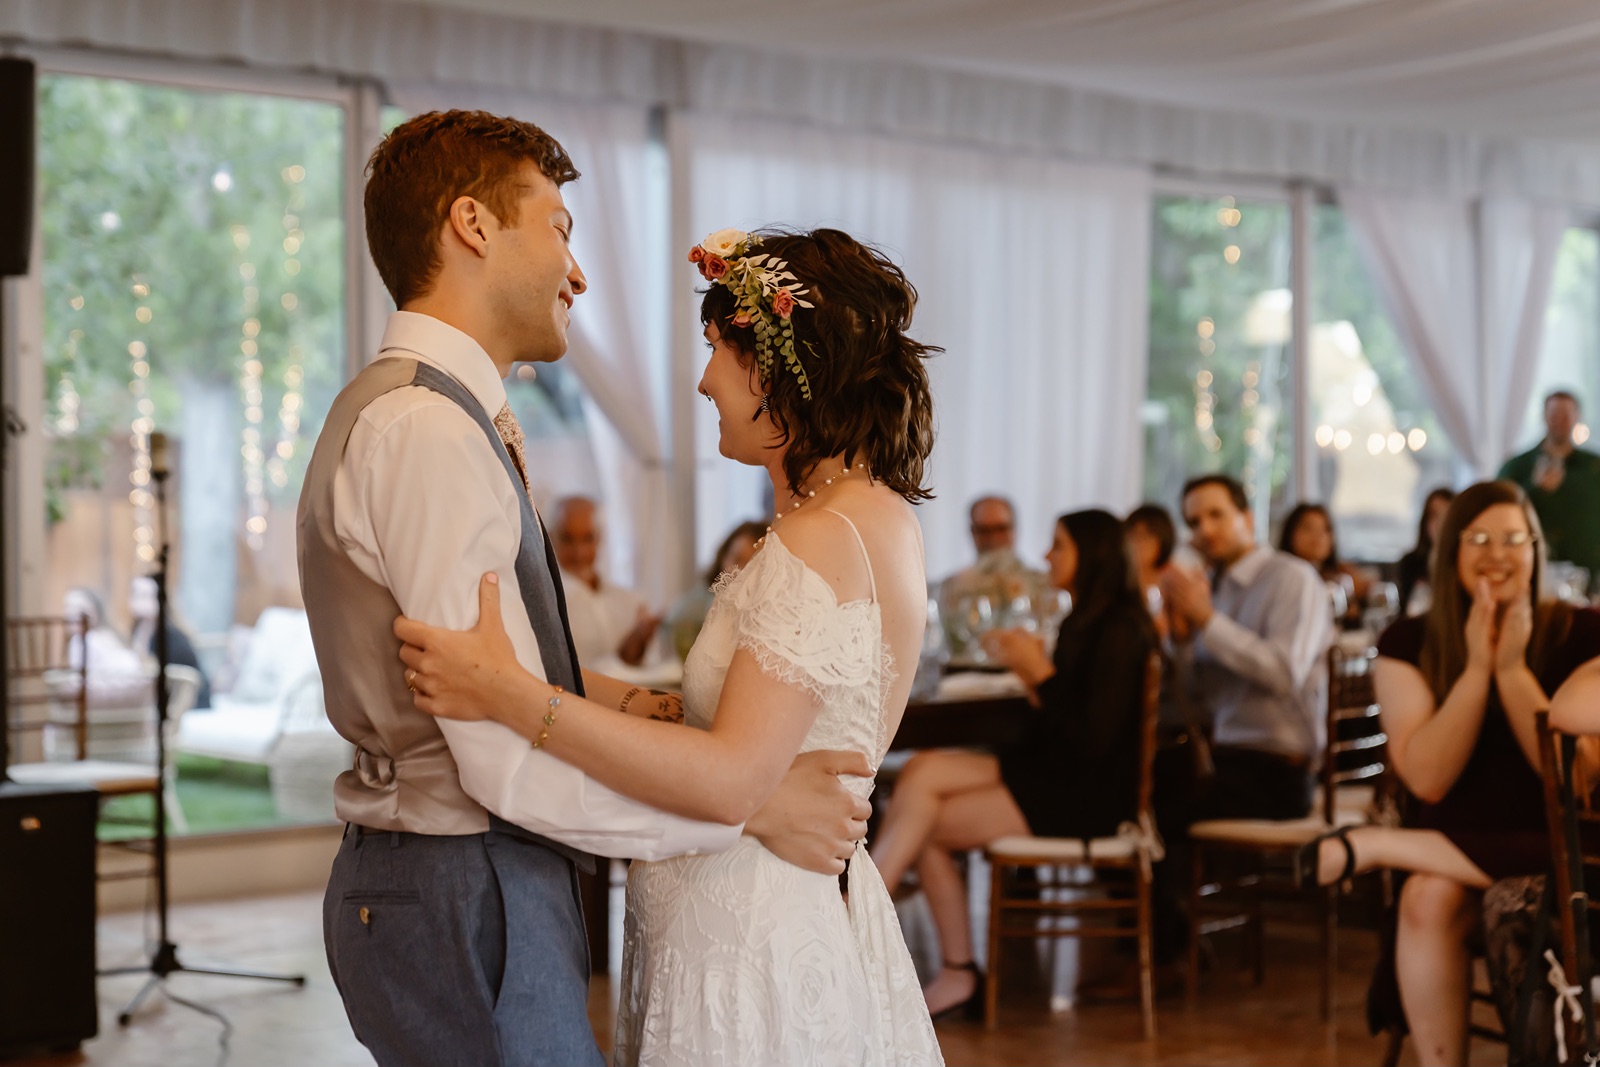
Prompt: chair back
<box><xmin>1135</xmin><ymin>650</ymin><xmax>1163</xmax><ymax>829</ymax></box>
<box><xmin>1322</xmin><ymin>644</ymin><xmax>1387</xmax><ymax>824</ymax></box>
<box><xmin>1537</xmin><ymin>710</ymin><xmax>1600</xmax><ymax>1061</ymax></box>
<box><xmin>6</xmin><ymin>615</ymin><xmax>89</xmax><ymax>761</ymax></box>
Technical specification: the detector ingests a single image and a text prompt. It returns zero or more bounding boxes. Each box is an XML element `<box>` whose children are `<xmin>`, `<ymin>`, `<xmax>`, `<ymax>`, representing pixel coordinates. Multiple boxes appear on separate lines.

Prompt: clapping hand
<box><xmin>1160</xmin><ymin>564</ymin><xmax>1214</xmax><ymax>630</ymax></box>
<box><xmin>1494</xmin><ymin>595</ymin><xmax>1533</xmax><ymax>677</ymax></box>
<box><xmin>1464</xmin><ymin>577</ymin><xmax>1498</xmax><ymax>672</ymax></box>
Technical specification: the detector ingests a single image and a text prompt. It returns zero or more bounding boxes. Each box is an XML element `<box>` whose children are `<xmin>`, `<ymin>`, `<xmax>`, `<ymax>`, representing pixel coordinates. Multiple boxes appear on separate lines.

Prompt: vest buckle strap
<box><xmin>354</xmin><ymin>746</ymin><xmax>397</xmax><ymax>789</ymax></box>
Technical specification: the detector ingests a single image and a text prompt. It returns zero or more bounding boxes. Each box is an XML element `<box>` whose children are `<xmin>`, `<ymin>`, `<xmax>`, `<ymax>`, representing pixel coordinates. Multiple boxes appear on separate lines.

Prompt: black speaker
<box><xmin>0</xmin><ymin>59</ymin><xmax>35</xmax><ymax>278</ymax></box>
<box><xmin>0</xmin><ymin>782</ymin><xmax>99</xmax><ymax>1059</ymax></box>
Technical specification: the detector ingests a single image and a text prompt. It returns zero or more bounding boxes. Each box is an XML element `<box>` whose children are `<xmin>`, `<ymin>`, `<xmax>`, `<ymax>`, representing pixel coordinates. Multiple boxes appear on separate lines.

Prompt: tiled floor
<box><xmin>8</xmin><ymin>889</ymin><xmax>1507</xmax><ymax>1066</ymax></box>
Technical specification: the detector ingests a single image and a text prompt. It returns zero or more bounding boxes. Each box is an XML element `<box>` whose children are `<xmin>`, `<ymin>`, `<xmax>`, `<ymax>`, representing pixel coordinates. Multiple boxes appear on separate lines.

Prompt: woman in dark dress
<box><xmin>1298</xmin><ymin>481</ymin><xmax>1600</xmax><ymax>1067</ymax></box>
<box><xmin>1396</xmin><ymin>486</ymin><xmax>1455</xmax><ymax>616</ymax></box>
<box><xmin>870</xmin><ymin>509</ymin><xmax>1158</xmax><ymax>1019</ymax></box>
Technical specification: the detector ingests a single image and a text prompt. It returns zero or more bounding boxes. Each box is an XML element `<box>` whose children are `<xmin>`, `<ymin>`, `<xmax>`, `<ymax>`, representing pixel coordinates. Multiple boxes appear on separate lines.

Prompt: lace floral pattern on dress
<box><xmin>613</xmin><ymin>533</ymin><xmax>939</xmax><ymax>1067</ymax></box>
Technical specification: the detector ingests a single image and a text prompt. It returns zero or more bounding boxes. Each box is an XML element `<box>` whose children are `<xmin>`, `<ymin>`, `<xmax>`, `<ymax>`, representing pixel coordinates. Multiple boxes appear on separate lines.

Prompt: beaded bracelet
<box><xmin>532</xmin><ymin>685</ymin><xmax>563</xmax><ymax>749</ymax></box>
<box><xmin>617</xmin><ymin>685</ymin><xmax>645</xmax><ymax>715</ymax></box>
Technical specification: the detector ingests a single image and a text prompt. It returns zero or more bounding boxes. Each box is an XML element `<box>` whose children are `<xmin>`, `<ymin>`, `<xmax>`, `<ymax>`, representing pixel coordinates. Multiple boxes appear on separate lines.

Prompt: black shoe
<box><xmin>927</xmin><ymin>960</ymin><xmax>985</xmax><ymax>1022</ymax></box>
<box><xmin>1295</xmin><ymin>824</ymin><xmax>1358</xmax><ymax>888</ymax></box>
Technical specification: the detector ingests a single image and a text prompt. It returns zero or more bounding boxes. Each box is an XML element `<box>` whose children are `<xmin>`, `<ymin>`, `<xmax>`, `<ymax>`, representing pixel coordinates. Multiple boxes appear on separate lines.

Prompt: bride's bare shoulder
<box><xmin>776</xmin><ymin>486</ymin><xmax>921</xmax><ymax>602</ymax></box>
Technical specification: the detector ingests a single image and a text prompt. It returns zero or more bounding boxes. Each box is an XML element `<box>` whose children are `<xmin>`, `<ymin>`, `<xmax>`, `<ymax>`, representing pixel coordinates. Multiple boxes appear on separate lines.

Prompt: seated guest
<box><xmin>664</xmin><ymin>520</ymin><xmax>766</xmax><ymax>661</ymax></box>
<box><xmin>1296</xmin><ymin>481</ymin><xmax>1600</xmax><ymax>1067</ymax></box>
<box><xmin>63</xmin><ymin>586</ymin><xmax>145</xmax><ymax>683</ymax></box>
<box><xmin>1161</xmin><ymin>475</ymin><xmax>1332</xmax><ymax>821</ymax></box>
<box><xmin>1397</xmin><ymin>487</ymin><xmax>1455</xmax><ymax>616</ymax></box>
<box><xmin>128</xmin><ymin>575</ymin><xmax>213</xmax><ymax>710</ymax></box>
<box><xmin>871</xmin><ymin>509</ymin><xmax>1158</xmax><ymax>1018</ymax></box>
<box><xmin>938</xmin><ymin>494</ymin><xmax>1052</xmax><ymax>653</ymax></box>
<box><xmin>1125</xmin><ymin>503</ymin><xmax>1177</xmax><ymax>638</ymax></box>
<box><xmin>1279</xmin><ymin>501</ymin><xmax>1372</xmax><ymax>625</ymax></box>
<box><xmin>550</xmin><ymin>495</ymin><xmax>662</xmax><ymax>668</ymax></box>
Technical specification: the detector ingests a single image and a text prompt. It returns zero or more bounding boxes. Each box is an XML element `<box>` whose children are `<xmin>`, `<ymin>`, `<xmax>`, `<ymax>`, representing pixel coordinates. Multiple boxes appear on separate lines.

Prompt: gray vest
<box><xmin>297</xmin><ymin>357</ymin><xmax>590</xmax><ymax>868</ymax></box>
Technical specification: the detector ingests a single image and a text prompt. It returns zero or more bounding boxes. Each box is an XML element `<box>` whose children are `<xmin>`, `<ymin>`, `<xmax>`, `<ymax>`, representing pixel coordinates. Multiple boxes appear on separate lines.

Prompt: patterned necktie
<box><xmin>493</xmin><ymin>402</ymin><xmax>532</xmax><ymax>501</ymax></box>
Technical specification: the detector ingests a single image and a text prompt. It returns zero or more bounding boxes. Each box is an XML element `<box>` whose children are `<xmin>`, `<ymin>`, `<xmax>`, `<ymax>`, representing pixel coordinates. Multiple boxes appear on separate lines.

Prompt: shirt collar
<box><xmin>1215</xmin><ymin>544</ymin><xmax>1271</xmax><ymax>589</ymax></box>
<box><xmin>376</xmin><ymin>311</ymin><xmax>507</xmax><ymax>418</ymax></box>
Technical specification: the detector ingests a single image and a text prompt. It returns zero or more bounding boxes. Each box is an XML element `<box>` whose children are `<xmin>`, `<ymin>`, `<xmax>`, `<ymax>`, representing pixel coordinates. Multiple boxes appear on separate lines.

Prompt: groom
<box><xmin>297</xmin><ymin>110</ymin><xmax>872</xmax><ymax>1067</ymax></box>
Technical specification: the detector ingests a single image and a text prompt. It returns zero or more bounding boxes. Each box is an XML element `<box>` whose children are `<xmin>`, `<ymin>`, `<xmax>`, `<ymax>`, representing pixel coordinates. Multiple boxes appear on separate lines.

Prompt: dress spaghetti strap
<box><xmin>819</xmin><ymin>508</ymin><xmax>878</xmax><ymax>604</ymax></box>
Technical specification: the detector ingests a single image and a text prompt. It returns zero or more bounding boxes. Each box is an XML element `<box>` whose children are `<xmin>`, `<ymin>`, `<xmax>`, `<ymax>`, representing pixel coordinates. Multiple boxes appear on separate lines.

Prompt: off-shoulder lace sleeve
<box><xmin>715</xmin><ymin>535</ymin><xmax>878</xmax><ymax>703</ymax></box>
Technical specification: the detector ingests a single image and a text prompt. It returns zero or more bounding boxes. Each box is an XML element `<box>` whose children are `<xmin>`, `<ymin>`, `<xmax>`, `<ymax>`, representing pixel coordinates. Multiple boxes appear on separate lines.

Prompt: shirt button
<box><xmin>359</xmin><ymin>907</ymin><xmax>371</xmax><ymax>925</ymax></box>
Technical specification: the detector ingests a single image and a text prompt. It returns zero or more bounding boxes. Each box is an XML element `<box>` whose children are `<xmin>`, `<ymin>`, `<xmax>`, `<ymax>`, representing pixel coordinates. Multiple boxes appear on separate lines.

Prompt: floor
<box><xmin>7</xmin><ymin>889</ymin><xmax>1509</xmax><ymax>1067</ymax></box>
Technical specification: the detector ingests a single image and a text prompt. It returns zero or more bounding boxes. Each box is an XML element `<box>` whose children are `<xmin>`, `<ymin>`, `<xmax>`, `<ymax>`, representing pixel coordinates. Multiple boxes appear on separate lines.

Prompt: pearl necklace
<box><xmin>756</xmin><ymin>462</ymin><xmax>869</xmax><ymax>547</ymax></box>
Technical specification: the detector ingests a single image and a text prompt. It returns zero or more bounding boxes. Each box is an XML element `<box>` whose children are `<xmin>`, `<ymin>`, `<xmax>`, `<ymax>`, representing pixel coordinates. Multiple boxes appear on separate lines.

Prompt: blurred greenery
<box><xmin>98</xmin><ymin>754</ymin><xmax>296</xmax><ymax>839</ymax></box>
<box><xmin>1144</xmin><ymin>196</ymin><xmax>1293</xmax><ymax>515</ymax></box>
<box><xmin>39</xmin><ymin>75</ymin><xmax>347</xmax><ymax>513</ymax></box>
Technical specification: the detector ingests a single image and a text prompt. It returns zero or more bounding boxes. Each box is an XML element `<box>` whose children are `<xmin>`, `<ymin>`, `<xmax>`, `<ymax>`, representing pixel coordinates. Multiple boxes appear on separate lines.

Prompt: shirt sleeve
<box><xmin>345</xmin><ymin>392</ymin><xmax>741</xmax><ymax>860</ymax></box>
<box><xmin>1196</xmin><ymin>560</ymin><xmax>1330</xmax><ymax>700</ymax></box>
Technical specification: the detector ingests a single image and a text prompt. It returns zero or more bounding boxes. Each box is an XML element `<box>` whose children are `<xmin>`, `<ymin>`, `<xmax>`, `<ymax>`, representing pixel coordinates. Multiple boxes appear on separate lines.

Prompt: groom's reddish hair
<box><xmin>365</xmin><ymin>110</ymin><xmax>580</xmax><ymax>306</ymax></box>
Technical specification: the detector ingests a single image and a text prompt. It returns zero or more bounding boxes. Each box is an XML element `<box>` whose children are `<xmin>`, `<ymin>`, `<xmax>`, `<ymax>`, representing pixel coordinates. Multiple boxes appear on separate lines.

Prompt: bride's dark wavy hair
<box><xmin>700</xmin><ymin>228</ymin><xmax>938</xmax><ymax>503</ymax></box>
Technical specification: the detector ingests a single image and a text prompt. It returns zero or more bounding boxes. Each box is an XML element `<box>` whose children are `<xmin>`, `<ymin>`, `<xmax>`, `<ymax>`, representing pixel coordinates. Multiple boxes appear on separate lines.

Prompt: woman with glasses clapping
<box><xmin>1294</xmin><ymin>480</ymin><xmax>1600</xmax><ymax>1066</ymax></box>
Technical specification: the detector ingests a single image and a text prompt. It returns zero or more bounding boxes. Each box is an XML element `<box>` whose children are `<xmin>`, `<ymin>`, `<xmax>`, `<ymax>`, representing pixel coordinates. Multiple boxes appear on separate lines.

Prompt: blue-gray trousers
<box><xmin>323</xmin><ymin>826</ymin><xmax>603</xmax><ymax>1067</ymax></box>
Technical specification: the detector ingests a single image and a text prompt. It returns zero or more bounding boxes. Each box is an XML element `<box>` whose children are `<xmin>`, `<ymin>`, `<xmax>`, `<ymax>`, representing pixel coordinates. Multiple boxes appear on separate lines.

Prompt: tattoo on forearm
<box><xmin>647</xmin><ymin>691</ymin><xmax>685</xmax><ymax>724</ymax></box>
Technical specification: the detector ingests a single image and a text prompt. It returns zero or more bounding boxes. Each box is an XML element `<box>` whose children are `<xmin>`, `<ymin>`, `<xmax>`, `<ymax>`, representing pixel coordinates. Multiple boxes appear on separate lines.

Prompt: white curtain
<box><xmin>386</xmin><ymin>84</ymin><xmax>677</xmax><ymax>601</ymax></box>
<box><xmin>672</xmin><ymin>112</ymin><xmax>1151</xmax><ymax>582</ymax></box>
<box><xmin>1340</xmin><ymin>189</ymin><xmax>1568</xmax><ymax>478</ymax></box>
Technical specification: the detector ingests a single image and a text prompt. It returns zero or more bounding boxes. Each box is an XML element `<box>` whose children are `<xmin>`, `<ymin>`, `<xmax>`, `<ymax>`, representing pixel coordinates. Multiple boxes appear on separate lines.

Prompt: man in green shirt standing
<box><xmin>1498</xmin><ymin>390</ymin><xmax>1600</xmax><ymax>576</ymax></box>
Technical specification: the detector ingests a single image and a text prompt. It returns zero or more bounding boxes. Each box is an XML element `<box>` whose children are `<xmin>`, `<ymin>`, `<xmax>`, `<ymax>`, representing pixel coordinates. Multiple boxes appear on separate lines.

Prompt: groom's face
<box><xmin>491</xmin><ymin>165</ymin><xmax>587</xmax><ymax>365</ymax></box>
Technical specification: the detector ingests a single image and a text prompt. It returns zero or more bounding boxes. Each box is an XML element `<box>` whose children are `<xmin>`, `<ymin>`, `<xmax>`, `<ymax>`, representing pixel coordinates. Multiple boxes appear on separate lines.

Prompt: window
<box><xmin>39</xmin><ymin>73</ymin><xmax>346</xmax><ymax>832</ymax></box>
<box><xmin>1145</xmin><ymin>195</ymin><xmax>1293</xmax><ymax>528</ymax></box>
<box><xmin>1309</xmin><ymin>205</ymin><xmax>1455</xmax><ymax>561</ymax></box>
<box><xmin>1515</xmin><ymin>227</ymin><xmax>1600</xmax><ymax>449</ymax></box>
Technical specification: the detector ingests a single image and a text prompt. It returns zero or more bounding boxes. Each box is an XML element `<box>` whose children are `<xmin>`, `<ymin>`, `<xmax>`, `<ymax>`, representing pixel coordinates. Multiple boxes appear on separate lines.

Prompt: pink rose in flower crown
<box><xmin>688</xmin><ymin>246</ymin><xmax>705</xmax><ymax>264</ymax></box>
<box><xmin>732</xmin><ymin>311</ymin><xmax>753</xmax><ymax>328</ymax></box>
<box><xmin>771</xmin><ymin>289</ymin><xmax>796</xmax><ymax>318</ymax></box>
<box><xmin>703</xmin><ymin>254</ymin><xmax>729</xmax><ymax>280</ymax></box>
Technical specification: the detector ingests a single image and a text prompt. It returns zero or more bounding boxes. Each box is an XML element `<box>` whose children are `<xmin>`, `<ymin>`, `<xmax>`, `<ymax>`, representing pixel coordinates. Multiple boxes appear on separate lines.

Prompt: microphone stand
<box><xmin>102</xmin><ymin>432</ymin><xmax>306</xmax><ymax>1025</ymax></box>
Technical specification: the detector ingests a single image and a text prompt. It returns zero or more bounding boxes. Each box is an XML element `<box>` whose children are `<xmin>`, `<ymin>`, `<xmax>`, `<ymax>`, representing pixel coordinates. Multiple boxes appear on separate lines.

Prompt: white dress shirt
<box><xmin>561</xmin><ymin>568</ymin><xmax>650</xmax><ymax>667</ymax></box>
<box><xmin>331</xmin><ymin>311</ymin><xmax>739</xmax><ymax>860</ymax></box>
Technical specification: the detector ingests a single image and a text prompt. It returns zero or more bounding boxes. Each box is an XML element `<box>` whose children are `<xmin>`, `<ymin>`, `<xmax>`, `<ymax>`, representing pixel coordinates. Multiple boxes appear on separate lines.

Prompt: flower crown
<box><xmin>689</xmin><ymin>228</ymin><xmax>817</xmax><ymax>400</ymax></box>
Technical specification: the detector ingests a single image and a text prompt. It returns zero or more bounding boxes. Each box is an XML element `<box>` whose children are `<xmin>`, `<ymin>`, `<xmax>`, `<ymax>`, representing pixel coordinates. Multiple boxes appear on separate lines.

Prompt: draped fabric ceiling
<box><xmin>11</xmin><ymin>0</ymin><xmax>1600</xmax><ymax>202</ymax></box>
<box><xmin>443</xmin><ymin>0</ymin><xmax>1600</xmax><ymax>144</ymax></box>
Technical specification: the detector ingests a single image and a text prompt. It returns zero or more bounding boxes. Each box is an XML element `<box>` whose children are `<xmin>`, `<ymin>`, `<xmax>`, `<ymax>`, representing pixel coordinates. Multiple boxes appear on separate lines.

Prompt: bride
<box><xmin>394</xmin><ymin>227</ymin><xmax>944</xmax><ymax>1066</ymax></box>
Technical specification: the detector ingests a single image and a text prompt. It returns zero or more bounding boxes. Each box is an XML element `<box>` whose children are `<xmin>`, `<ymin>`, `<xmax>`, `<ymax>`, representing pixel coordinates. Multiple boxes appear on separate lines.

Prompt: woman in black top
<box><xmin>1297</xmin><ymin>481</ymin><xmax>1600</xmax><ymax>1067</ymax></box>
<box><xmin>1396</xmin><ymin>486</ymin><xmax>1454</xmax><ymax>616</ymax></box>
<box><xmin>870</xmin><ymin>508</ymin><xmax>1158</xmax><ymax>1019</ymax></box>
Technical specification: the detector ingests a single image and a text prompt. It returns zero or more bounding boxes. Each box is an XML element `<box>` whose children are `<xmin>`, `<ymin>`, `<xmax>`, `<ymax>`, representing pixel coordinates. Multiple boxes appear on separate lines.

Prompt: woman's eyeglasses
<box><xmin>1459</xmin><ymin>530</ymin><xmax>1536</xmax><ymax>549</ymax></box>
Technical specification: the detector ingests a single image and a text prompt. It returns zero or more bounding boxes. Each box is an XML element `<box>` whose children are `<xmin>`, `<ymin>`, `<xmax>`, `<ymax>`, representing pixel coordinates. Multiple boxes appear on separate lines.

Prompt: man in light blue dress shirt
<box><xmin>1161</xmin><ymin>473</ymin><xmax>1332</xmax><ymax>818</ymax></box>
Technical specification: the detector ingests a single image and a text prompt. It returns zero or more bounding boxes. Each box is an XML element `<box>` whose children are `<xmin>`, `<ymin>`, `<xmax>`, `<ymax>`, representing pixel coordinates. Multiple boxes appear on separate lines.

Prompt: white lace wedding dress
<box><xmin>613</xmin><ymin>524</ymin><xmax>943</xmax><ymax>1067</ymax></box>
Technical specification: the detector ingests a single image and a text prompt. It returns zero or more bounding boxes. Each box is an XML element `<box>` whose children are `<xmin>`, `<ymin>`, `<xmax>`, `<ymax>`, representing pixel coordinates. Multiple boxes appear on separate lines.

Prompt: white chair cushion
<box><xmin>1189</xmin><ymin>808</ymin><xmax>1364</xmax><ymax>848</ymax></box>
<box><xmin>9</xmin><ymin>759</ymin><xmax>159</xmax><ymax>794</ymax></box>
<box><xmin>228</xmin><ymin>607</ymin><xmax>317</xmax><ymax>705</ymax></box>
<box><xmin>988</xmin><ymin>834</ymin><xmax>1137</xmax><ymax>863</ymax></box>
<box><xmin>175</xmin><ymin>699</ymin><xmax>284</xmax><ymax>762</ymax></box>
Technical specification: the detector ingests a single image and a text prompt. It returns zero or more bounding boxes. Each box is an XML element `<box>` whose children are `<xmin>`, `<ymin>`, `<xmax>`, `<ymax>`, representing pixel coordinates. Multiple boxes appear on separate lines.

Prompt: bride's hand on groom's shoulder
<box><xmin>395</xmin><ymin>573</ymin><xmax>521</xmax><ymax>724</ymax></box>
<box><xmin>746</xmin><ymin>750</ymin><xmax>873</xmax><ymax>876</ymax></box>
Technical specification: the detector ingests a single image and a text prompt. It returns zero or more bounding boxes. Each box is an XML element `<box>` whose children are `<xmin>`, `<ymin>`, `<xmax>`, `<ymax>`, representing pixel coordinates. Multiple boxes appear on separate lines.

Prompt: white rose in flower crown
<box><xmin>700</xmin><ymin>228</ymin><xmax>749</xmax><ymax>258</ymax></box>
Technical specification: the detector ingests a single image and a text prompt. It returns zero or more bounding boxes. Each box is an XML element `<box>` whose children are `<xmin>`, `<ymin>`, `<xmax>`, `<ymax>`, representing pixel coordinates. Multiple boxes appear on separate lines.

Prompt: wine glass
<box><xmin>959</xmin><ymin>594</ymin><xmax>995</xmax><ymax>664</ymax></box>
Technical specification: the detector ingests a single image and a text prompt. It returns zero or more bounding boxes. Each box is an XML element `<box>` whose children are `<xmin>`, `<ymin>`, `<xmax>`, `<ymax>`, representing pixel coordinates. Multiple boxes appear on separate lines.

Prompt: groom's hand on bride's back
<box><xmin>745</xmin><ymin>750</ymin><xmax>872</xmax><ymax>876</ymax></box>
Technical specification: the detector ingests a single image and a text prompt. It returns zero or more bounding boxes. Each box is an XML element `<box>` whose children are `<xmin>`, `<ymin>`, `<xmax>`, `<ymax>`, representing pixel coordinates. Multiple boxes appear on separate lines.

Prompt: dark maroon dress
<box><xmin>1376</xmin><ymin>607</ymin><xmax>1600</xmax><ymax>880</ymax></box>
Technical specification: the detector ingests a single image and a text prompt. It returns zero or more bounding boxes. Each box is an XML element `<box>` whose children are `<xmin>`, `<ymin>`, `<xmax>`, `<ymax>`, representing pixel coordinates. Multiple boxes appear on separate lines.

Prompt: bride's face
<box><xmin>698</xmin><ymin>323</ymin><xmax>781</xmax><ymax>466</ymax></box>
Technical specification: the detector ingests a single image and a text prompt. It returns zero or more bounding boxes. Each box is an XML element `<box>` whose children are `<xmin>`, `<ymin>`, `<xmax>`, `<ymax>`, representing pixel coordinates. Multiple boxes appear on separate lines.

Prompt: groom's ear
<box><xmin>444</xmin><ymin>195</ymin><xmax>492</xmax><ymax>260</ymax></box>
